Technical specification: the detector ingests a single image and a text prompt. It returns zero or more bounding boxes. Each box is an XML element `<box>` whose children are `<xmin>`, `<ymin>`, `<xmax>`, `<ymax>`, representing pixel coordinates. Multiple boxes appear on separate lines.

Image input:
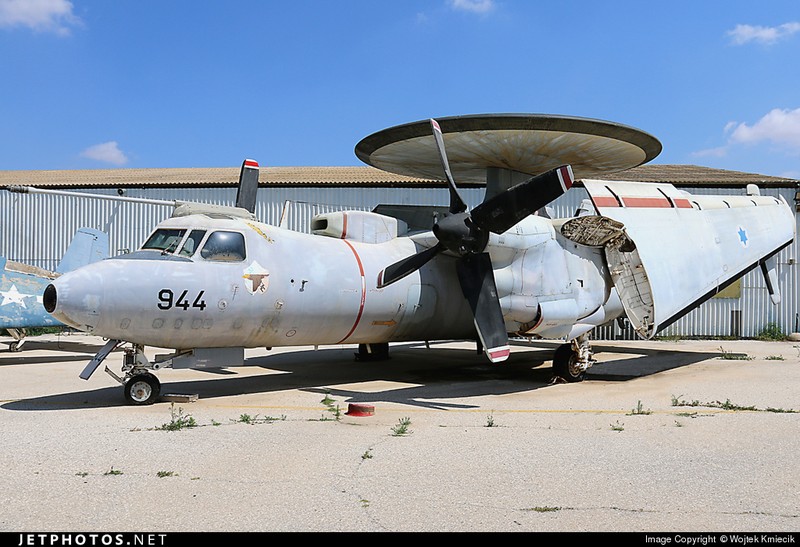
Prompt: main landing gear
<box><xmin>552</xmin><ymin>334</ymin><xmax>596</xmax><ymax>382</ymax></box>
<box><xmin>6</xmin><ymin>328</ymin><xmax>26</xmax><ymax>352</ymax></box>
<box><xmin>355</xmin><ymin>342</ymin><xmax>390</xmax><ymax>362</ymax></box>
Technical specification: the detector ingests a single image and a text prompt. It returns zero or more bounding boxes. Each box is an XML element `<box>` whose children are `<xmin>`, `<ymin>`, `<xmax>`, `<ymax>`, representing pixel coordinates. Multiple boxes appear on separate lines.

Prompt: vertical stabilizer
<box><xmin>235</xmin><ymin>159</ymin><xmax>260</xmax><ymax>214</ymax></box>
<box><xmin>56</xmin><ymin>228</ymin><xmax>109</xmax><ymax>274</ymax></box>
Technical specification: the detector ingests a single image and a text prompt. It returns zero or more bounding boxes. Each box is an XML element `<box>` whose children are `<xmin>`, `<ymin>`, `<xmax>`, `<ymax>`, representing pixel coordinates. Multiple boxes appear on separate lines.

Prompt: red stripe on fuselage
<box><xmin>336</xmin><ymin>239</ymin><xmax>366</xmax><ymax>344</ymax></box>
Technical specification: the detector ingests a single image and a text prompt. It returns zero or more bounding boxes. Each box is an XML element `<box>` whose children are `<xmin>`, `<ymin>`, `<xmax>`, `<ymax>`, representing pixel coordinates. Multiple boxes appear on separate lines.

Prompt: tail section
<box><xmin>235</xmin><ymin>159</ymin><xmax>260</xmax><ymax>214</ymax></box>
<box><xmin>56</xmin><ymin>228</ymin><xmax>109</xmax><ymax>274</ymax></box>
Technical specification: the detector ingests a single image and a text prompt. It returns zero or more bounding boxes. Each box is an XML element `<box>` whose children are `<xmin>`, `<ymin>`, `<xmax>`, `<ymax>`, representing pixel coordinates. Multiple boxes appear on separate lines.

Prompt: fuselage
<box><xmin>45</xmin><ymin>212</ymin><xmax>619</xmax><ymax>350</ymax></box>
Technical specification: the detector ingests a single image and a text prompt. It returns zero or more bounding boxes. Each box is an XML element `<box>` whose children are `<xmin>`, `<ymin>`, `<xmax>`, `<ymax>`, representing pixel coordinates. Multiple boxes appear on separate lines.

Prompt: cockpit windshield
<box><xmin>178</xmin><ymin>230</ymin><xmax>207</xmax><ymax>257</ymax></box>
<box><xmin>141</xmin><ymin>229</ymin><xmax>186</xmax><ymax>253</ymax></box>
<box><xmin>200</xmin><ymin>231</ymin><xmax>246</xmax><ymax>262</ymax></box>
<box><xmin>141</xmin><ymin>228</ymin><xmax>246</xmax><ymax>261</ymax></box>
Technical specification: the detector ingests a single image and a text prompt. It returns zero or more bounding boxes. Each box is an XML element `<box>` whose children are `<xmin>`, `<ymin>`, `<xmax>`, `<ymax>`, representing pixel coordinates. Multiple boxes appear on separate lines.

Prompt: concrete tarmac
<box><xmin>1</xmin><ymin>333</ymin><xmax>798</xmax><ymax>532</ymax></box>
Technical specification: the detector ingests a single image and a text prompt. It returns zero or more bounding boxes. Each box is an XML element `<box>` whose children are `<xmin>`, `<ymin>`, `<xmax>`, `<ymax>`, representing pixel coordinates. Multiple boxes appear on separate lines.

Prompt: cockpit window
<box><xmin>142</xmin><ymin>229</ymin><xmax>186</xmax><ymax>253</ymax></box>
<box><xmin>200</xmin><ymin>231</ymin><xmax>246</xmax><ymax>262</ymax></box>
<box><xmin>178</xmin><ymin>230</ymin><xmax>207</xmax><ymax>257</ymax></box>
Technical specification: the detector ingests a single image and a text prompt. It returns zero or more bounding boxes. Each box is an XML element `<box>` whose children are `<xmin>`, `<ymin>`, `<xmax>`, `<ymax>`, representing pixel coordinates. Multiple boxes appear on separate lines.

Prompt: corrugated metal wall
<box><xmin>1</xmin><ymin>184</ymin><xmax>797</xmax><ymax>339</ymax></box>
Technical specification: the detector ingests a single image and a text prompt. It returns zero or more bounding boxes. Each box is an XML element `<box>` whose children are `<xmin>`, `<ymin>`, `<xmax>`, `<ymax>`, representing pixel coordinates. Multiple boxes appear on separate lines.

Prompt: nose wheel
<box><xmin>124</xmin><ymin>373</ymin><xmax>161</xmax><ymax>405</ymax></box>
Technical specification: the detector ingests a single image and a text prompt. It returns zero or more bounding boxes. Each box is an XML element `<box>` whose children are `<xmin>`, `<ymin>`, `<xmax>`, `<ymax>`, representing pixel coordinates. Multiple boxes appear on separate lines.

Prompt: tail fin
<box><xmin>55</xmin><ymin>228</ymin><xmax>109</xmax><ymax>274</ymax></box>
<box><xmin>235</xmin><ymin>159</ymin><xmax>260</xmax><ymax>214</ymax></box>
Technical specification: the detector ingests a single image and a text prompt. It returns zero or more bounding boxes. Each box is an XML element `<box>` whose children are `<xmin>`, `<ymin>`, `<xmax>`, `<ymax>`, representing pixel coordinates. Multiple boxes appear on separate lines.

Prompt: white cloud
<box><xmin>449</xmin><ymin>0</ymin><xmax>495</xmax><ymax>14</ymax></box>
<box><xmin>727</xmin><ymin>22</ymin><xmax>800</xmax><ymax>45</ymax></box>
<box><xmin>0</xmin><ymin>0</ymin><xmax>81</xmax><ymax>36</ymax></box>
<box><xmin>692</xmin><ymin>108</ymin><xmax>800</xmax><ymax>160</ymax></box>
<box><xmin>727</xmin><ymin>108</ymin><xmax>800</xmax><ymax>151</ymax></box>
<box><xmin>691</xmin><ymin>146</ymin><xmax>728</xmax><ymax>159</ymax></box>
<box><xmin>80</xmin><ymin>141</ymin><xmax>129</xmax><ymax>166</ymax></box>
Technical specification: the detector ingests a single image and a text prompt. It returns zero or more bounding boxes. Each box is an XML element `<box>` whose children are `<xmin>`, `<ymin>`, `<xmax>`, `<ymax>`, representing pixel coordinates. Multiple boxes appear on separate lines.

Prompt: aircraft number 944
<box><xmin>158</xmin><ymin>289</ymin><xmax>207</xmax><ymax>311</ymax></box>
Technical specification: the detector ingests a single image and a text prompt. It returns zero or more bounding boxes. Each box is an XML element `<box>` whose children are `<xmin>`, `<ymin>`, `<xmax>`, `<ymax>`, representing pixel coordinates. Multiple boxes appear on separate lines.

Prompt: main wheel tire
<box><xmin>552</xmin><ymin>343</ymin><xmax>586</xmax><ymax>383</ymax></box>
<box><xmin>124</xmin><ymin>373</ymin><xmax>161</xmax><ymax>405</ymax></box>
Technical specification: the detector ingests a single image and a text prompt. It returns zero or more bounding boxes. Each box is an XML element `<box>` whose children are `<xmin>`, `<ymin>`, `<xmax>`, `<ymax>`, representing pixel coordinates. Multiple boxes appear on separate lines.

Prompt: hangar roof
<box><xmin>0</xmin><ymin>164</ymin><xmax>796</xmax><ymax>189</ymax></box>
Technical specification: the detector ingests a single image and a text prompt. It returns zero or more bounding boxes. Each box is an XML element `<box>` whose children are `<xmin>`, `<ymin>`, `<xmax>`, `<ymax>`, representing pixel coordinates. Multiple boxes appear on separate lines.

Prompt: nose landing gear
<box><xmin>79</xmin><ymin>340</ymin><xmax>164</xmax><ymax>405</ymax></box>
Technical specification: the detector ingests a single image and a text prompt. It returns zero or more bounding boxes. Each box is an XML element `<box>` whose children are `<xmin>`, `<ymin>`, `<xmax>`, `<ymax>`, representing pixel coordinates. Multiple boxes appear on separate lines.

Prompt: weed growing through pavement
<box><xmin>155</xmin><ymin>403</ymin><xmax>197</xmax><ymax>431</ymax></box>
<box><xmin>391</xmin><ymin>417</ymin><xmax>412</xmax><ymax>436</ymax></box>
<box><xmin>718</xmin><ymin>347</ymin><xmax>752</xmax><ymax>360</ymax></box>
<box><xmin>318</xmin><ymin>392</ymin><xmax>342</xmax><ymax>421</ymax></box>
<box><xmin>627</xmin><ymin>400</ymin><xmax>652</xmax><ymax>415</ymax></box>
<box><xmin>610</xmin><ymin>420</ymin><xmax>624</xmax><ymax>431</ymax></box>
<box><xmin>236</xmin><ymin>413</ymin><xmax>286</xmax><ymax>424</ymax></box>
<box><xmin>672</xmin><ymin>394</ymin><xmax>797</xmax><ymax>413</ymax></box>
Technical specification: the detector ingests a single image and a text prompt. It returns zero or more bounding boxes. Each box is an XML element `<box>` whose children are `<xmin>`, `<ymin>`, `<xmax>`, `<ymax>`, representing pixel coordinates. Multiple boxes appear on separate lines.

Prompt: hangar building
<box><xmin>0</xmin><ymin>164</ymin><xmax>797</xmax><ymax>340</ymax></box>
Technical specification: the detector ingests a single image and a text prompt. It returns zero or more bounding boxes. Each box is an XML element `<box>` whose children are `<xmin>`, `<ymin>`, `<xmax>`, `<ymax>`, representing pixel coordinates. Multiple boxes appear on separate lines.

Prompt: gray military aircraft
<box><xmin>0</xmin><ymin>227</ymin><xmax>108</xmax><ymax>350</ymax></box>
<box><xmin>24</xmin><ymin>114</ymin><xmax>796</xmax><ymax>405</ymax></box>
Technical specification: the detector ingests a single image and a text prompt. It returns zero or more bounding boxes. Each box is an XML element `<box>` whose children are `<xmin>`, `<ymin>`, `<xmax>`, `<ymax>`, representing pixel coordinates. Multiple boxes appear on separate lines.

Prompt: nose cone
<box><xmin>45</xmin><ymin>267</ymin><xmax>104</xmax><ymax>331</ymax></box>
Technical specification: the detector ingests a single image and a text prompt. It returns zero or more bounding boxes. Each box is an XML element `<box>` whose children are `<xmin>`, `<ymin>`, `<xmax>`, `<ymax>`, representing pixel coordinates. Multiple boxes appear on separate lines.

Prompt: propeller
<box><xmin>377</xmin><ymin>118</ymin><xmax>575</xmax><ymax>363</ymax></box>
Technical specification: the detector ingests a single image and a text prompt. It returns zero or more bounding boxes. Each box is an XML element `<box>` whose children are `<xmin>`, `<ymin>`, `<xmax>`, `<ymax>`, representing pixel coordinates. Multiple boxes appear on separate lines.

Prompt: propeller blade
<box><xmin>471</xmin><ymin>165</ymin><xmax>574</xmax><ymax>234</ymax></box>
<box><xmin>235</xmin><ymin>159</ymin><xmax>260</xmax><ymax>213</ymax></box>
<box><xmin>377</xmin><ymin>243</ymin><xmax>443</xmax><ymax>288</ymax></box>
<box><xmin>430</xmin><ymin>119</ymin><xmax>468</xmax><ymax>214</ymax></box>
<box><xmin>456</xmin><ymin>253</ymin><xmax>510</xmax><ymax>363</ymax></box>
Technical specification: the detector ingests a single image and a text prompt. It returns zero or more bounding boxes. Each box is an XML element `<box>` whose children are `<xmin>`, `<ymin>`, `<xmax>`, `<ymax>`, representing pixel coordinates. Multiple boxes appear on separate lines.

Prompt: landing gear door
<box><xmin>604</xmin><ymin>239</ymin><xmax>655</xmax><ymax>339</ymax></box>
<box><xmin>560</xmin><ymin>214</ymin><xmax>655</xmax><ymax>338</ymax></box>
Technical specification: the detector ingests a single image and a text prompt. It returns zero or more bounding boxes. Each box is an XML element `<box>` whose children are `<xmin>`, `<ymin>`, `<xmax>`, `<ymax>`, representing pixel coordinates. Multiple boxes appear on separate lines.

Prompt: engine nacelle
<box><xmin>311</xmin><ymin>211</ymin><xmax>407</xmax><ymax>243</ymax></box>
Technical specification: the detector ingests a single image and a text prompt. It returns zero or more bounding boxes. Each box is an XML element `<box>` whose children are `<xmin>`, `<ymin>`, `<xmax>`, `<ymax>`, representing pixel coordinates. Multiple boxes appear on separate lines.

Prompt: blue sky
<box><xmin>1</xmin><ymin>0</ymin><xmax>799</xmax><ymax>178</ymax></box>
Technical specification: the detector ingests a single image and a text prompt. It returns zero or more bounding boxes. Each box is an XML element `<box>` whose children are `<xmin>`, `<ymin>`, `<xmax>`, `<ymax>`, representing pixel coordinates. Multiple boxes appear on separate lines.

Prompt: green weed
<box><xmin>391</xmin><ymin>417</ymin><xmax>412</xmax><ymax>436</ymax></box>
<box><xmin>156</xmin><ymin>403</ymin><xmax>197</xmax><ymax>431</ymax></box>
<box><xmin>627</xmin><ymin>400</ymin><xmax>652</xmax><ymax>415</ymax></box>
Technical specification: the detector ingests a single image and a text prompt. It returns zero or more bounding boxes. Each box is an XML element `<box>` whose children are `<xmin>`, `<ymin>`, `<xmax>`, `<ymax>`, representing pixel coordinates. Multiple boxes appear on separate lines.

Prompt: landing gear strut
<box><xmin>117</xmin><ymin>345</ymin><xmax>163</xmax><ymax>405</ymax></box>
<box><xmin>552</xmin><ymin>334</ymin><xmax>596</xmax><ymax>382</ymax></box>
<box><xmin>80</xmin><ymin>340</ymin><xmax>164</xmax><ymax>405</ymax></box>
<box><xmin>7</xmin><ymin>328</ymin><xmax>26</xmax><ymax>352</ymax></box>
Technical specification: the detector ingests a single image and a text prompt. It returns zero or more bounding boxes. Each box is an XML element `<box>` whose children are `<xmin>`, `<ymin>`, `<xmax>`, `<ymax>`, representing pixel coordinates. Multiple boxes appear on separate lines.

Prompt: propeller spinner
<box><xmin>377</xmin><ymin>119</ymin><xmax>575</xmax><ymax>363</ymax></box>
